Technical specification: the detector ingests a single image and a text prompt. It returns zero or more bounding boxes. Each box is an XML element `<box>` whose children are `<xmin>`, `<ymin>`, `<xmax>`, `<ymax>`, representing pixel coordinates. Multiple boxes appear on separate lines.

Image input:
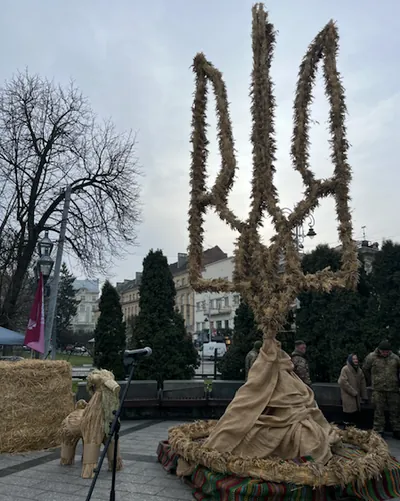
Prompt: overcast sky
<box><xmin>1</xmin><ymin>0</ymin><xmax>399</xmax><ymax>283</ymax></box>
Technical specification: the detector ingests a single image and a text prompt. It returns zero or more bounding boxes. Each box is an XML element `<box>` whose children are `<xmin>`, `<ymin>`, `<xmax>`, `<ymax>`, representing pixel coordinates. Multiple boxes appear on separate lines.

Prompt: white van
<box><xmin>202</xmin><ymin>341</ymin><xmax>227</xmax><ymax>360</ymax></box>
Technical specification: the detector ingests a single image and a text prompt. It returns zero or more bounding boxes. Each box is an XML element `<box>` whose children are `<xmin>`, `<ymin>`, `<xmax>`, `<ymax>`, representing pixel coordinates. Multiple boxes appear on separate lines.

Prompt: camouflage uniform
<box><xmin>245</xmin><ymin>349</ymin><xmax>259</xmax><ymax>380</ymax></box>
<box><xmin>363</xmin><ymin>349</ymin><xmax>400</xmax><ymax>433</ymax></box>
<box><xmin>291</xmin><ymin>350</ymin><xmax>312</xmax><ymax>386</ymax></box>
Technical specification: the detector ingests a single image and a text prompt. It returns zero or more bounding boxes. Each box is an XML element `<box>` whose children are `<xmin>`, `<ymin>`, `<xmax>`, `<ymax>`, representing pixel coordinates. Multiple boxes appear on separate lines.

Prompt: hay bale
<box><xmin>0</xmin><ymin>359</ymin><xmax>74</xmax><ymax>453</ymax></box>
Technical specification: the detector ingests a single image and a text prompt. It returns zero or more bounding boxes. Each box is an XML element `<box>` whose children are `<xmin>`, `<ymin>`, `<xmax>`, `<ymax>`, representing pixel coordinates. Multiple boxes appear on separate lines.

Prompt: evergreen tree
<box><xmin>368</xmin><ymin>240</ymin><xmax>400</xmax><ymax>350</ymax></box>
<box><xmin>94</xmin><ymin>281</ymin><xmax>126</xmax><ymax>380</ymax></box>
<box><xmin>56</xmin><ymin>263</ymin><xmax>79</xmax><ymax>349</ymax></box>
<box><xmin>218</xmin><ymin>301</ymin><xmax>262</xmax><ymax>380</ymax></box>
<box><xmin>132</xmin><ymin>249</ymin><xmax>199</xmax><ymax>385</ymax></box>
<box><xmin>296</xmin><ymin>244</ymin><xmax>373</xmax><ymax>382</ymax></box>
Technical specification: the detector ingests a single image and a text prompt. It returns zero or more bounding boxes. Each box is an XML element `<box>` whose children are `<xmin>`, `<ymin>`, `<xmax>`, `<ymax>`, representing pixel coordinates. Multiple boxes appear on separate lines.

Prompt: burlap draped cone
<box><xmin>177</xmin><ymin>339</ymin><xmax>340</xmax><ymax>476</ymax></box>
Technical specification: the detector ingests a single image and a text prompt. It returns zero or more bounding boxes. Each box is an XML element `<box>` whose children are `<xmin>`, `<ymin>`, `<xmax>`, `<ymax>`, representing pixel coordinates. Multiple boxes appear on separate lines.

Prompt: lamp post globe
<box><xmin>36</xmin><ymin>230</ymin><xmax>54</xmax><ymax>283</ymax></box>
<box><xmin>306</xmin><ymin>226</ymin><xmax>317</xmax><ymax>239</ymax></box>
<box><xmin>36</xmin><ymin>254</ymin><xmax>54</xmax><ymax>282</ymax></box>
<box><xmin>37</xmin><ymin>230</ymin><xmax>54</xmax><ymax>258</ymax></box>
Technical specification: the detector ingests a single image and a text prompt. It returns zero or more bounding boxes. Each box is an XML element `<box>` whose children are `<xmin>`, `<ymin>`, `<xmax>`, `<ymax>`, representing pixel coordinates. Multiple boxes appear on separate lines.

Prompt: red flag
<box><xmin>24</xmin><ymin>273</ymin><xmax>45</xmax><ymax>353</ymax></box>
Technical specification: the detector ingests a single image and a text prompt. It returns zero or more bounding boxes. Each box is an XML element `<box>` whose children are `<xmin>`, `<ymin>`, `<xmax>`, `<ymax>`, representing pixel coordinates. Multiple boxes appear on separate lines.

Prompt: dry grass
<box><xmin>0</xmin><ymin>359</ymin><xmax>74</xmax><ymax>453</ymax></box>
<box><xmin>169</xmin><ymin>420</ymin><xmax>393</xmax><ymax>488</ymax></box>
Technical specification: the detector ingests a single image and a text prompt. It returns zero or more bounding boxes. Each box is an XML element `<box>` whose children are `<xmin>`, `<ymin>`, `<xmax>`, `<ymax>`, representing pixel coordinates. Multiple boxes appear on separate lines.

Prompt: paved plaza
<box><xmin>1</xmin><ymin>420</ymin><xmax>400</xmax><ymax>501</ymax></box>
<box><xmin>0</xmin><ymin>420</ymin><xmax>192</xmax><ymax>501</ymax></box>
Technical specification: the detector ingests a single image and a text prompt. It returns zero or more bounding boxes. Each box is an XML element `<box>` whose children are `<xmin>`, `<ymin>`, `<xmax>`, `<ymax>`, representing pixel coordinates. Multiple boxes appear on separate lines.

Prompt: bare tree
<box><xmin>0</xmin><ymin>71</ymin><xmax>141</xmax><ymax>329</ymax></box>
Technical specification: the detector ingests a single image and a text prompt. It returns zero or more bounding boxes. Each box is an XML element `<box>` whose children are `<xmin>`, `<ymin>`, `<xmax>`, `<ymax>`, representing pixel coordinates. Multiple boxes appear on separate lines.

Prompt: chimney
<box><xmin>178</xmin><ymin>253</ymin><xmax>188</xmax><ymax>268</ymax></box>
<box><xmin>135</xmin><ymin>272</ymin><xmax>142</xmax><ymax>285</ymax></box>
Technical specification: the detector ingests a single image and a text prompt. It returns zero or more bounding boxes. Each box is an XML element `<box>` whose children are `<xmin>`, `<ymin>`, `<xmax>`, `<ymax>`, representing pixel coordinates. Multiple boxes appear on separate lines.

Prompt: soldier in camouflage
<box><xmin>245</xmin><ymin>341</ymin><xmax>262</xmax><ymax>380</ymax></box>
<box><xmin>363</xmin><ymin>340</ymin><xmax>400</xmax><ymax>438</ymax></box>
<box><xmin>291</xmin><ymin>340</ymin><xmax>312</xmax><ymax>386</ymax></box>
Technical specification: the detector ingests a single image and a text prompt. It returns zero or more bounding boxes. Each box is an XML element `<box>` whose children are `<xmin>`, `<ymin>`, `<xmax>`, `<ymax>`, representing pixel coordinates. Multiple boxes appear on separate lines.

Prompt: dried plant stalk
<box><xmin>188</xmin><ymin>3</ymin><xmax>358</xmax><ymax>340</ymax></box>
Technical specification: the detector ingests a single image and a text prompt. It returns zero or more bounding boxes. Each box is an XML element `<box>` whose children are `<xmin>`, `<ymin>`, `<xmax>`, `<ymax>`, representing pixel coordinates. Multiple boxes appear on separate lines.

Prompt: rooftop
<box><xmin>117</xmin><ymin>246</ymin><xmax>228</xmax><ymax>294</ymax></box>
<box><xmin>73</xmin><ymin>279</ymin><xmax>100</xmax><ymax>294</ymax></box>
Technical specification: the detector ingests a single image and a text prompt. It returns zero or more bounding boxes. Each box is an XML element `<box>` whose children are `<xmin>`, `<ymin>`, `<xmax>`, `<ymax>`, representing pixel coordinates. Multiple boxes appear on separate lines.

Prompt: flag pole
<box><xmin>44</xmin><ymin>185</ymin><xmax>72</xmax><ymax>360</ymax></box>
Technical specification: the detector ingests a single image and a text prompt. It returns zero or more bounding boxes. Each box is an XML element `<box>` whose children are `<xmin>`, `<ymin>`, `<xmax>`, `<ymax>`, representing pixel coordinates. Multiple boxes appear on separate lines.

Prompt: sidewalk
<box><xmin>0</xmin><ymin>420</ymin><xmax>192</xmax><ymax>501</ymax></box>
<box><xmin>0</xmin><ymin>420</ymin><xmax>400</xmax><ymax>501</ymax></box>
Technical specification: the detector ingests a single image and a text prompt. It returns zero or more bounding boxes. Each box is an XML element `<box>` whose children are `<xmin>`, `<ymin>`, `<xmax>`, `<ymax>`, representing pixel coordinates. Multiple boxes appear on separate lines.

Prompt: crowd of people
<box><xmin>245</xmin><ymin>339</ymin><xmax>400</xmax><ymax>438</ymax></box>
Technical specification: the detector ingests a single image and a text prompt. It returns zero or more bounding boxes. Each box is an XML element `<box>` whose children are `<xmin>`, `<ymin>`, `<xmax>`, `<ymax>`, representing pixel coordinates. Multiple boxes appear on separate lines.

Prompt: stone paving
<box><xmin>1</xmin><ymin>420</ymin><xmax>400</xmax><ymax>501</ymax></box>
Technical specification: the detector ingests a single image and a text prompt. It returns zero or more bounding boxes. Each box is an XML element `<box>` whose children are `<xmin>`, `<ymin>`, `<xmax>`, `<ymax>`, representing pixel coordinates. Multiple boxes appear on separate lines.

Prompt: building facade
<box><xmin>117</xmin><ymin>246</ymin><xmax>227</xmax><ymax>333</ymax></box>
<box><xmin>194</xmin><ymin>256</ymin><xmax>240</xmax><ymax>341</ymax></box>
<box><xmin>71</xmin><ymin>279</ymin><xmax>100</xmax><ymax>332</ymax></box>
<box><xmin>334</xmin><ymin>239</ymin><xmax>379</xmax><ymax>273</ymax></box>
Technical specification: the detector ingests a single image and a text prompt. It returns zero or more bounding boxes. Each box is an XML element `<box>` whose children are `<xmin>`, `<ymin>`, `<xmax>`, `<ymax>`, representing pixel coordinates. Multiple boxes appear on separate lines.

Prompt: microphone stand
<box><xmin>85</xmin><ymin>359</ymin><xmax>137</xmax><ymax>501</ymax></box>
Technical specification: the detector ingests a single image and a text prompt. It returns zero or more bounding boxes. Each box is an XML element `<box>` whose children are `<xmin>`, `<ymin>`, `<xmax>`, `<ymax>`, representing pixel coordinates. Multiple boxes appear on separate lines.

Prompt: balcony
<box><xmin>209</xmin><ymin>306</ymin><xmax>232</xmax><ymax>316</ymax></box>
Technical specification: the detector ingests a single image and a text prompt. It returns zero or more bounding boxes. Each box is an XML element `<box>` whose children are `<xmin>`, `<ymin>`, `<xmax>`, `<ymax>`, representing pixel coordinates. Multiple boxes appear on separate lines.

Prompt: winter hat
<box><xmin>254</xmin><ymin>340</ymin><xmax>262</xmax><ymax>350</ymax></box>
<box><xmin>347</xmin><ymin>354</ymin><xmax>358</xmax><ymax>368</ymax></box>
<box><xmin>378</xmin><ymin>340</ymin><xmax>391</xmax><ymax>351</ymax></box>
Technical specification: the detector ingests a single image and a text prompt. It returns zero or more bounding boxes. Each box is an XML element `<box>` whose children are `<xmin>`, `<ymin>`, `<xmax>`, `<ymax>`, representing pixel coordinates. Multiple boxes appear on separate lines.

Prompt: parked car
<box><xmin>201</xmin><ymin>341</ymin><xmax>227</xmax><ymax>360</ymax></box>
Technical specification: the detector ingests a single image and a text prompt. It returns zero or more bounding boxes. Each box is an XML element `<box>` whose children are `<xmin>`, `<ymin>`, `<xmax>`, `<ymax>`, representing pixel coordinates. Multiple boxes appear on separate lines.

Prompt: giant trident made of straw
<box><xmin>187</xmin><ymin>3</ymin><xmax>359</xmax><ymax>341</ymax></box>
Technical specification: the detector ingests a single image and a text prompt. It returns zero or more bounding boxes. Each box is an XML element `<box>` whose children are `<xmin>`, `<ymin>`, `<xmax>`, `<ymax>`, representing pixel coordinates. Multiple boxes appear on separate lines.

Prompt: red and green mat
<box><xmin>156</xmin><ymin>440</ymin><xmax>400</xmax><ymax>501</ymax></box>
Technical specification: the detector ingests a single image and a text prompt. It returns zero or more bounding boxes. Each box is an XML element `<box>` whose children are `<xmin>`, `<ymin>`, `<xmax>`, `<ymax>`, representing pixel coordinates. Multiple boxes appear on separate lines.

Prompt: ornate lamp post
<box><xmin>32</xmin><ymin>231</ymin><xmax>54</xmax><ymax>358</ymax></box>
<box><xmin>282</xmin><ymin>208</ymin><xmax>317</xmax><ymax>251</ymax></box>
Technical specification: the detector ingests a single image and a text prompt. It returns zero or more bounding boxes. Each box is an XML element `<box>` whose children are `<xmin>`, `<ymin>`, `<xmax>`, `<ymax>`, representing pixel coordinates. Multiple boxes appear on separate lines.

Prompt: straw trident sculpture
<box><xmin>188</xmin><ymin>3</ymin><xmax>359</xmax><ymax>341</ymax></box>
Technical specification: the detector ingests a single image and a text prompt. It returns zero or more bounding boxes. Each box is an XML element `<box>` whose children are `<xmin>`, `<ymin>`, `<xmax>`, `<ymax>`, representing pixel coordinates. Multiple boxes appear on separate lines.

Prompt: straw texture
<box><xmin>187</xmin><ymin>3</ymin><xmax>358</xmax><ymax>341</ymax></box>
<box><xmin>0</xmin><ymin>359</ymin><xmax>74</xmax><ymax>453</ymax></box>
<box><xmin>60</xmin><ymin>369</ymin><xmax>123</xmax><ymax>479</ymax></box>
<box><xmin>169</xmin><ymin>421</ymin><xmax>392</xmax><ymax>488</ymax></box>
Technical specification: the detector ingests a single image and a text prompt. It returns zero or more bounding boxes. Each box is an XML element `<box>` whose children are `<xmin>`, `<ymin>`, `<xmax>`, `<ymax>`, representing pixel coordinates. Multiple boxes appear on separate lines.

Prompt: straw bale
<box><xmin>0</xmin><ymin>359</ymin><xmax>74</xmax><ymax>453</ymax></box>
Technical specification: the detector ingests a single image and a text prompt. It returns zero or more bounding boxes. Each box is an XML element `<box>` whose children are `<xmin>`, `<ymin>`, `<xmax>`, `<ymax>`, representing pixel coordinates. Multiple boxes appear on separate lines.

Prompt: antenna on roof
<box><xmin>361</xmin><ymin>226</ymin><xmax>366</xmax><ymax>240</ymax></box>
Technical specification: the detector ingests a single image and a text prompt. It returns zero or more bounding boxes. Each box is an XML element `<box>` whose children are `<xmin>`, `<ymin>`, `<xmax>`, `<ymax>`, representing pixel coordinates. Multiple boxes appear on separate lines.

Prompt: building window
<box><xmin>216</xmin><ymin>320</ymin><xmax>222</xmax><ymax>329</ymax></box>
<box><xmin>233</xmin><ymin>295</ymin><xmax>240</xmax><ymax>305</ymax></box>
<box><xmin>201</xmin><ymin>301</ymin><xmax>206</xmax><ymax>310</ymax></box>
<box><xmin>196</xmin><ymin>302</ymin><xmax>201</xmax><ymax>311</ymax></box>
<box><xmin>196</xmin><ymin>322</ymin><xmax>201</xmax><ymax>331</ymax></box>
<box><xmin>182</xmin><ymin>277</ymin><xmax>185</xmax><ymax>286</ymax></box>
<box><xmin>201</xmin><ymin>322</ymin><xmax>206</xmax><ymax>330</ymax></box>
<box><xmin>80</xmin><ymin>296</ymin><xmax>85</xmax><ymax>301</ymax></box>
<box><xmin>176</xmin><ymin>279</ymin><xmax>180</xmax><ymax>287</ymax></box>
<box><xmin>224</xmin><ymin>297</ymin><xmax>229</xmax><ymax>307</ymax></box>
<box><xmin>224</xmin><ymin>320</ymin><xmax>230</xmax><ymax>329</ymax></box>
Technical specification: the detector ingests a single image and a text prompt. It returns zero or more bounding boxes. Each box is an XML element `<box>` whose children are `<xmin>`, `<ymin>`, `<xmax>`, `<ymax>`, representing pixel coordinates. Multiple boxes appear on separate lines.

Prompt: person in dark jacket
<box><xmin>291</xmin><ymin>340</ymin><xmax>312</xmax><ymax>386</ymax></box>
<box><xmin>245</xmin><ymin>341</ymin><xmax>262</xmax><ymax>380</ymax></box>
<box><xmin>363</xmin><ymin>340</ymin><xmax>400</xmax><ymax>438</ymax></box>
<box><xmin>338</xmin><ymin>354</ymin><xmax>368</xmax><ymax>428</ymax></box>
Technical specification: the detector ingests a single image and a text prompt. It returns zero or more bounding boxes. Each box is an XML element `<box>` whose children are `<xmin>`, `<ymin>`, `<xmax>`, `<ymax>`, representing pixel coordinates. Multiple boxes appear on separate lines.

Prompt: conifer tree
<box><xmin>132</xmin><ymin>249</ymin><xmax>199</xmax><ymax>385</ymax></box>
<box><xmin>56</xmin><ymin>263</ymin><xmax>79</xmax><ymax>349</ymax></box>
<box><xmin>296</xmin><ymin>245</ymin><xmax>372</xmax><ymax>382</ymax></box>
<box><xmin>94</xmin><ymin>281</ymin><xmax>126</xmax><ymax>380</ymax></box>
<box><xmin>218</xmin><ymin>301</ymin><xmax>262</xmax><ymax>380</ymax></box>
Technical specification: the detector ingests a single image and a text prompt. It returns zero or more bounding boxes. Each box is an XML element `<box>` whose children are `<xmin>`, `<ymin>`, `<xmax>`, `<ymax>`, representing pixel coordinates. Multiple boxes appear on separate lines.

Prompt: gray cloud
<box><xmin>1</xmin><ymin>0</ymin><xmax>399</xmax><ymax>281</ymax></box>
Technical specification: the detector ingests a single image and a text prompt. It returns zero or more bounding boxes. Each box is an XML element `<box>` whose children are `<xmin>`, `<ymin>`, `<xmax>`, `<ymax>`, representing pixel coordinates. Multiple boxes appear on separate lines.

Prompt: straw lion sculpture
<box><xmin>60</xmin><ymin>369</ymin><xmax>123</xmax><ymax>479</ymax></box>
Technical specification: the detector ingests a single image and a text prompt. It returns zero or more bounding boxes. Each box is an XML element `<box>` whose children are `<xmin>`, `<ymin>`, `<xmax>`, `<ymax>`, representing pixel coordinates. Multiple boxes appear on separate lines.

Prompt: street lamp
<box><xmin>36</xmin><ymin>230</ymin><xmax>54</xmax><ymax>282</ymax></box>
<box><xmin>282</xmin><ymin>208</ymin><xmax>317</xmax><ymax>251</ymax></box>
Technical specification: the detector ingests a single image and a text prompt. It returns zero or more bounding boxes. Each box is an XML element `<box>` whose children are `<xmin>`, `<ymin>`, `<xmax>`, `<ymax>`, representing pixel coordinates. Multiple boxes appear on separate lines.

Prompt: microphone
<box><xmin>124</xmin><ymin>347</ymin><xmax>152</xmax><ymax>359</ymax></box>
